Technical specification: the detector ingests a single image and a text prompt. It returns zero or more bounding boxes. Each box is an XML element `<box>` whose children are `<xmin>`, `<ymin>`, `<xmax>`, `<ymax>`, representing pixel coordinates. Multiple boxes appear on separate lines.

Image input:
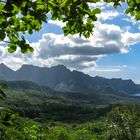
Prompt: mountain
<box><xmin>0</xmin><ymin>63</ymin><xmax>15</xmax><ymax>80</ymax></box>
<box><xmin>2</xmin><ymin>80</ymin><xmax>42</xmax><ymax>91</ymax></box>
<box><xmin>0</xmin><ymin>63</ymin><xmax>140</xmax><ymax>95</ymax></box>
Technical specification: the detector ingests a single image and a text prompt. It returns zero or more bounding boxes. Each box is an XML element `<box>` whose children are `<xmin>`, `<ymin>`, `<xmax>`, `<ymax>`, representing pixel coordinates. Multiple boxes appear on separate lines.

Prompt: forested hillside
<box><xmin>0</xmin><ymin>67</ymin><xmax>140</xmax><ymax>139</ymax></box>
<box><xmin>0</xmin><ymin>80</ymin><xmax>139</xmax><ymax>139</ymax></box>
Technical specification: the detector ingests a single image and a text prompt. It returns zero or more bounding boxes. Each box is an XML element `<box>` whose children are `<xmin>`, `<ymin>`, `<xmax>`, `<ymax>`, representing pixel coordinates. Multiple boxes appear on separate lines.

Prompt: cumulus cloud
<box><xmin>0</xmin><ymin>22</ymin><xmax>140</xmax><ymax>71</ymax></box>
<box><xmin>52</xmin><ymin>55</ymin><xmax>98</xmax><ymax>69</ymax></box>
<box><xmin>28</xmin><ymin>23</ymin><xmax>140</xmax><ymax>69</ymax></box>
<box><xmin>33</xmin><ymin>23</ymin><xmax>124</xmax><ymax>60</ymax></box>
<box><xmin>122</xmin><ymin>32</ymin><xmax>140</xmax><ymax>46</ymax></box>
<box><xmin>97</xmin><ymin>11</ymin><xmax>119</xmax><ymax>21</ymax></box>
<box><xmin>88</xmin><ymin>1</ymin><xmax>113</xmax><ymax>10</ymax></box>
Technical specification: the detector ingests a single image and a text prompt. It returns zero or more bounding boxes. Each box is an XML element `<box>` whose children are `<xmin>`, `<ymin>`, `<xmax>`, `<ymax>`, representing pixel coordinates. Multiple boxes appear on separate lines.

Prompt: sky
<box><xmin>0</xmin><ymin>1</ymin><xmax>140</xmax><ymax>83</ymax></box>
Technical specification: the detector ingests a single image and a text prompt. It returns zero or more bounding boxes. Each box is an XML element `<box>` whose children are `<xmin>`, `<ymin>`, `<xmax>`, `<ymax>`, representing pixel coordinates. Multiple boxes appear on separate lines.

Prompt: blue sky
<box><xmin>0</xmin><ymin>1</ymin><xmax>140</xmax><ymax>83</ymax></box>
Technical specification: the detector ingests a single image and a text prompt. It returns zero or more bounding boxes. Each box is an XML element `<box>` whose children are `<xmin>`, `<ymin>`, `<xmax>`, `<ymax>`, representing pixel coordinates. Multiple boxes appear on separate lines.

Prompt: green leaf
<box><xmin>87</xmin><ymin>0</ymin><xmax>100</xmax><ymax>3</ymax></box>
<box><xmin>0</xmin><ymin>2</ymin><xmax>5</xmax><ymax>11</ymax></box>
<box><xmin>128</xmin><ymin>0</ymin><xmax>135</xmax><ymax>8</ymax></box>
<box><xmin>136</xmin><ymin>0</ymin><xmax>140</xmax><ymax>4</ymax></box>
<box><xmin>91</xmin><ymin>8</ymin><xmax>101</xmax><ymax>15</ymax></box>
<box><xmin>11</xmin><ymin>4</ymin><xmax>19</xmax><ymax>14</ymax></box>
<box><xmin>125</xmin><ymin>8</ymin><xmax>131</xmax><ymax>14</ymax></box>
<box><xmin>61</xmin><ymin>0</ymin><xmax>71</xmax><ymax>7</ymax></box>
<box><xmin>0</xmin><ymin>30</ymin><xmax>6</xmax><ymax>41</ymax></box>
<box><xmin>87</xmin><ymin>18</ymin><xmax>93</xmax><ymax>24</ymax></box>
<box><xmin>27</xmin><ymin>47</ymin><xmax>34</xmax><ymax>53</ymax></box>
<box><xmin>8</xmin><ymin>43</ymin><xmax>17</xmax><ymax>53</ymax></box>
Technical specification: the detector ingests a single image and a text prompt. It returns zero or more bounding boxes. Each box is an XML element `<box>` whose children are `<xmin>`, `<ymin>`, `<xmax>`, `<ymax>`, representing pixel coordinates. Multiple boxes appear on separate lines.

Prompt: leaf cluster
<box><xmin>0</xmin><ymin>0</ymin><xmax>140</xmax><ymax>53</ymax></box>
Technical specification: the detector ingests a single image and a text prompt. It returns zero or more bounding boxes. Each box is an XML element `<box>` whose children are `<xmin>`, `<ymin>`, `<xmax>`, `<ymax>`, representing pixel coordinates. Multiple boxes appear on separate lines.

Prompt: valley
<box><xmin>0</xmin><ymin>64</ymin><xmax>140</xmax><ymax>139</ymax></box>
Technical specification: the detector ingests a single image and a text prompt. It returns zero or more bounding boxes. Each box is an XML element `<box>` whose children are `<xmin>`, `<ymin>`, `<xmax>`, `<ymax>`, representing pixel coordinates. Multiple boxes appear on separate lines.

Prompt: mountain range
<box><xmin>0</xmin><ymin>63</ymin><xmax>140</xmax><ymax>95</ymax></box>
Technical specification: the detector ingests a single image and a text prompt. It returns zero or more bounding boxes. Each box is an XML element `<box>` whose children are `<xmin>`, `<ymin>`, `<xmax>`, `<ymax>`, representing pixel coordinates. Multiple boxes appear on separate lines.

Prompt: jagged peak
<box><xmin>17</xmin><ymin>64</ymin><xmax>71</xmax><ymax>74</ymax></box>
<box><xmin>111</xmin><ymin>78</ymin><xmax>134</xmax><ymax>83</ymax></box>
<box><xmin>111</xmin><ymin>78</ymin><xmax>122</xmax><ymax>80</ymax></box>
<box><xmin>19</xmin><ymin>64</ymin><xmax>68</xmax><ymax>70</ymax></box>
<box><xmin>0</xmin><ymin>63</ymin><xmax>7</xmax><ymax>68</ymax></box>
<box><xmin>20</xmin><ymin>64</ymin><xmax>38</xmax><ymax>68</ymax></box>
<box><xmin>50</xmin><ymin>65</ymin><xmax>70</xmax><ymax>72</ymax></box>
<box><xmin>94</xmin><ymin>76</ymin><xmax>106</xmax><ymax>79</ymax></box>
<box><xmin>51</xmin><ymin>65</ymin><xmax>67</xmax><ymax>69</ymax></box>
<box><xmin>17</xmin><ymin>64</ymin><xmax>43</xmax><ymax>71</ymax></box>
<box><xmin>0</xmin><ymin>63</ymin><xmax>13</xmax><ymax>71</ymax></box>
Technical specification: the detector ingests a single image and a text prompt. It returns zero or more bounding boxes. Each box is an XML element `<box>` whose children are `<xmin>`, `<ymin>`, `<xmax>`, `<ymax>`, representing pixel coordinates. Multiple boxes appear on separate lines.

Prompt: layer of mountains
<box><xmin>0</xmin><ymin>63</ymin><xmax>140</xmax><ymax>96</ymax></box>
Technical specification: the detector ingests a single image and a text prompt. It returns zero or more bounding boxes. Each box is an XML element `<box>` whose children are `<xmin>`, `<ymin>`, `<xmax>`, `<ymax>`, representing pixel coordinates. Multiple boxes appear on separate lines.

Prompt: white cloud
<box><xmin>122</xmin><ymin>14</ymin><xmax>140</xmax><ymax>30</ymax></box>
<box><xmin>84</xmin><ymin>65</ymin><xmax>128</xmax><ymax>74</ymax></box>
<box><xmin>88</xmin><ymin>1</ymin><xmax>113</xmax><ymax>10</ymax></box>
<box><xmin>97</xmin><ymin>11</ymin><xmax>119</xmax><ymax>21</ymax></box>
<box><xmin>83</xmin><ymin>65</ymin><xmax>140</xmax><ymax>84</ymax></box>
<box><xmin>91</xmin><ymin>65</ymin><xmax>128</xmax><ymax>72</ymax></box>
<box><xmin>122</xmin><ymin>32</ymin><xmax>140</xmax><ymax>46</ymax></box>
<box><xmin>93</xmin><ymin>68</ymin><xmax>121</xmax><ymax>72</ymax></box>
<box><xmin>123</xmin><ymin>15</ymin><xmax>138</xmax><ymax>25</ymax></box>
<box><xmin>0</xmin><ymin>22</ymin><xmax>140</xmax><ymax>71</ymax></box>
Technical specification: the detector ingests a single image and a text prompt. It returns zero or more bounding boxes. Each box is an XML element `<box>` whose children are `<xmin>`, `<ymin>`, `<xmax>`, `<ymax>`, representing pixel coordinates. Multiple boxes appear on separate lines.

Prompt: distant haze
<box><xmin>0</xmin><ymin>63</ymin><xmax>140</xmax><ymax>95</ymax></box>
